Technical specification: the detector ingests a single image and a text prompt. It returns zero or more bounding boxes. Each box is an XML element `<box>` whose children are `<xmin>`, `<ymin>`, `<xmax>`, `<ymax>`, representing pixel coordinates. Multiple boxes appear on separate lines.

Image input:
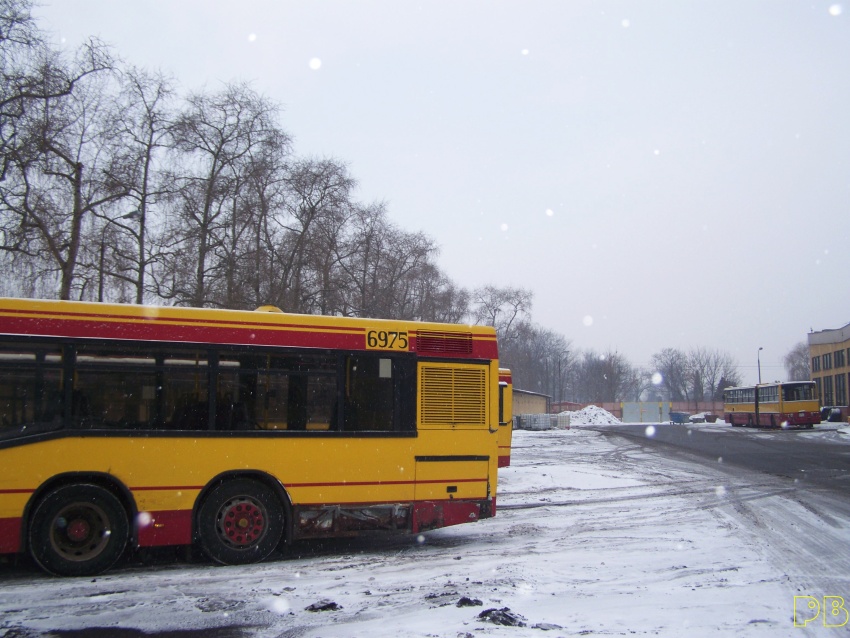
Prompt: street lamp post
<box><xmin>556</xmin><ymin>350</ymin><xmax>569</xmax><ymax>406</ymax></box>
<box><xmin>557</xmin><ymin>356</ymin><xmax>563</xmax><ymax>405</ymax></box>
<box><xmin>757</xmin><ymin>347</ymin><xmax>763</xmax><ymax>384</ymax></box>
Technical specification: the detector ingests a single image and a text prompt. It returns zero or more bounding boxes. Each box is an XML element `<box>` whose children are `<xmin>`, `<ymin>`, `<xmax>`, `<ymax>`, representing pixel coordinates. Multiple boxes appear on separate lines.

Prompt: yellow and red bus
<box><xmin>723</xmin><ymin>381</ymin><xmax>820</xmax><ymax>428</ymax></box>
<box><xmin>0</xmin><ymin>298</ymin><xmax>503</xmax><ymax>576</ymax></box>
<box><xmin>497</xmin><ymin>368</ymin><xmax>513</xmax><ymax>467</ymax></box>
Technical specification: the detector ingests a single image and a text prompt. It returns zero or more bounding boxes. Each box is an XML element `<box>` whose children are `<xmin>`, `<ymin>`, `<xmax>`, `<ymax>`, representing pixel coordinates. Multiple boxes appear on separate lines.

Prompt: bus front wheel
<box><xmin>197</xmin><ymin>479</ymin><xmax>284</xmax><ymax>566</ymax></box>
<box><xmin>28</xmin><ymin>484</ymin><xmax>130</xmax><ymax>577</ymax></box>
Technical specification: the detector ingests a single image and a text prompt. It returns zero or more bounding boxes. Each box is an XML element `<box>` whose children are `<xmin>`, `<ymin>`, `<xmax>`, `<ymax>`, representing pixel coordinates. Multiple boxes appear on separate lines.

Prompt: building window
<box><xmin>835</xmin><ymin>349</ymin><xmax>846</xmax><ymax>369</ymax></box>
<box><xmin>836</xmin><ymin>374</ymin><xmax>847</xmax><ymax>407</ymax></box>
<box><xmin>812</xmin><ymin>356</ymin><xmax>821</xmax><ymax>372</ymax></box>
<box><xmin>822</xmin><ymin>375</ymin><xmax>834</xmax><ymax>406</ymax></box>
<box><xmin>823</xmin><ymin>353</ymin><xmax>832</xmax><ymax>370</ymax></box>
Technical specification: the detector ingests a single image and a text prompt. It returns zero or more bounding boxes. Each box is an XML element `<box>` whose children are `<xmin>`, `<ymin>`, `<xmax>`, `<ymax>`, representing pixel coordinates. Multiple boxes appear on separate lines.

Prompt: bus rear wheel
<box><xmin>197</xmin><ymin>479</ymin><xmax>284</xmax><ymax>566</ymax></box>
<box><xmin>28</xmin><ymin>484</ymin><xmax>129</xmax><ymax>577</ymax></box>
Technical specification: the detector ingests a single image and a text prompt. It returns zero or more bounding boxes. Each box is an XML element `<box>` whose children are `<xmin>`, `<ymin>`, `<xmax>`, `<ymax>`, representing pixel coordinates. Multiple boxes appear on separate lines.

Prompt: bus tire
<box><xmin>28</xmin><ymin>484</ymin><xmax>129</xmax><ymax>577</ymax></box>
<box><xmin>197</xmin><ymin>479</ymin><xmax>284</xmax><ymax>566</ymax></box>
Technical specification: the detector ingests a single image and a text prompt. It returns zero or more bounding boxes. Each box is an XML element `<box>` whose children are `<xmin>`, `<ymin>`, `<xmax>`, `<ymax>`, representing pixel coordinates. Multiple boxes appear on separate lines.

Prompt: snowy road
<box><xmin>1</xmin><ymin>427</ymin><xmax>849</xmax><ymax>637</ymax></box>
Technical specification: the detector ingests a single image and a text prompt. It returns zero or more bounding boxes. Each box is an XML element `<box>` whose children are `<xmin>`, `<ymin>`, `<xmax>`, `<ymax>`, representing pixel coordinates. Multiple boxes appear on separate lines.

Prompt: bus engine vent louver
<box><xmin>421</xmin><ymin>366</ymin><xmax>487</xmax><ymax>425</ymax></box>
<box><xmin>415</xmin><ymin>330</ymin><xmax>473</xmax><ymax>354</ymax></box>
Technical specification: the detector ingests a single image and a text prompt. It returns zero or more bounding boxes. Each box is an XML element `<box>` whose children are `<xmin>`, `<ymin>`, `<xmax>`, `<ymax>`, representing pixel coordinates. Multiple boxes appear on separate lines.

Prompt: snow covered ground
<box><xmin>1</xmin><ymin>426</ymin><xmax>849</xmax><ymax>637</ymax></box>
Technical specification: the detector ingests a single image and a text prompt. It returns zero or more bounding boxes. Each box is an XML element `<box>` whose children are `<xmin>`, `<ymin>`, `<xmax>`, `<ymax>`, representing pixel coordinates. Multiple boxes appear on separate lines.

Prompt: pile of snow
<box><xmin>560</xmin><ymin>404</ymin><xmax>621</xmax><ymax>425</ymax></box>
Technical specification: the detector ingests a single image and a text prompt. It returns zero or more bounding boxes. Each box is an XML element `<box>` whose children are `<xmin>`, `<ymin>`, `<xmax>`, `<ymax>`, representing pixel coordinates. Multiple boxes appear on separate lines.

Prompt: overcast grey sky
<box><xmin>34</xmin><ymin>1</ymin><xmax>850</xmax><ymax>384</ymax></box>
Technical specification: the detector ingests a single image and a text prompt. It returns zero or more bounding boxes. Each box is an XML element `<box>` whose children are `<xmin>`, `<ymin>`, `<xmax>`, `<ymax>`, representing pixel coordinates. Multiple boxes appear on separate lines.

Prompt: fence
<box><xmin>549</xmin><ymin>401</ymin><xmax>725</xmax><ymax>421</ymax></box>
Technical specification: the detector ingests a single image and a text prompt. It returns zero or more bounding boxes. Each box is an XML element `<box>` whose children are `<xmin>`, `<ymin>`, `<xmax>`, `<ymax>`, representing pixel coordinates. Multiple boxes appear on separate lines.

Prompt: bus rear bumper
<box><xmin>412</xmin><ymin>498</ymin><xmax>495</xmax><ymax>533</ymax></box>
<box><xmin>784</xmin><ymin>411</ymin><xmax>820</xmax><ymax>426</ymax></box>
<box><xmin>291</xmin><ymin>497</ymin><xmax>496</xmax><ymax>539</ymax></box>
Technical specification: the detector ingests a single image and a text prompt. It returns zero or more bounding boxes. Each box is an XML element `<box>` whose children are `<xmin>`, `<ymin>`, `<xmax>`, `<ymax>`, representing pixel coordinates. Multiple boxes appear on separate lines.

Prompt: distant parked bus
<box><xmin>498</xmin><ymin>368</ymin><xmax>513</xmax><ymax>467</ymax></box>
<box><xmin>0</xmin><ymin>298</ymin><xmax>503</xmax><ymax>576</ymax></box>
<box><xmin>723</xmin><ymin>381</ymin><xmax>819</xmax><ymax>428</ymax></box>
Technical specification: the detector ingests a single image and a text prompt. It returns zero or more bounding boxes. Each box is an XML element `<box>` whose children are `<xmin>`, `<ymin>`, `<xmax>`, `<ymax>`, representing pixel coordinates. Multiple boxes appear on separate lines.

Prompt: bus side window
<box><xmin>71</xmin><ymin>343</ymin><xmax>162</xmax><ymax>430</ymax></box>
<box><xmin>345</xmin><ymin>356</ymin><xmax>393</xmax><ymax>431</ymax></box>
<box><xmin>230</xmin><ymin>353</ymin><xmax>336</xmax><ymax>432</ymax></box>
<box><xmin>287</xmin><ymin>375</ymin><xmax>308</xmax><ymax>430</ymax></box>
<box><xmin>0</xmin><ymin>341</ymin><xmax>64</xmax><ymax>438</ymax></box>
<box><xmin>342</xmin><ymin>355</ymin><xmax>415</xmax><ymax>433</ymax></box>
<box><xmin>161</xmin><ymin>351</ymin><xmax>210</xmax><ymax>430</ymax></box>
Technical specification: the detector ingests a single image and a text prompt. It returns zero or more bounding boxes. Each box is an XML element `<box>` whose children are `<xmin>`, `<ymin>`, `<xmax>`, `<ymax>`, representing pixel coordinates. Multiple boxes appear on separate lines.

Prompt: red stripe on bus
<box><xmin>127</xmin><ymin>478</ymin><xmax>486</xmax><ymax>494</ymax></box>
<box><xmin>0</xmin><ymin>308</ymin><xmax>362</xmax><ymax>334</ymax></box>
<box><xmin>136</xmin><ymin>510</ymin><xmax>193</xmax><ymax>547</ymax></box>
<box><xmin>0</xmin><ymin>315</ymin><xmax>498</xmax><ymax>357</ymax></box>
<box><xmin>0</xmin><ymin>517</ymin><xmax>21</xmax><ymax>553</ymax></box>
<box><xmin>1</xmin><ymin>476</ymin><xmax>489</xmax><ymax>500</ymax></box>
<box><xmin>286</xmin><ymin>478</ymin><xmax>486</xmax><ymax>488</ymax></box>
<box><xmin>130</xmin><ymin>486</ymin><xmax>204</xmax><ymax>492</ymax></box>
<box><xmin>0</xmin><ymin>317</ymin><xmax>365</xmax><ymax>350</ymax></box>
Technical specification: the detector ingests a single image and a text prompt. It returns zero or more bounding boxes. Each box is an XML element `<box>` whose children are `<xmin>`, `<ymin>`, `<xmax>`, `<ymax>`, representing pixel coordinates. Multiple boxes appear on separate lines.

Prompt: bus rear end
<box><xmin>498</xmin><ymin>369</ymin><xmax>513</xmax><ymax>467</ymax></box>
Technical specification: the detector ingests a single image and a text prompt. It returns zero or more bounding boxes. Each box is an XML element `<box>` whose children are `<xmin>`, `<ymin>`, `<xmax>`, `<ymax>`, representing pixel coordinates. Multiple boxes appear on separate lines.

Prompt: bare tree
<box><xmin>650</xmin><ymin>348</ymin><xmax>690</xmax><ymax>401</ymax></box>
<box><xmin>100</xmin><ymin>66</ymin><xmax>176</xmax><ymax>304</ymax></box>
<box><xmin>0</xmin><ymin>0</ymin><xmax>117</xmax><ymax>298</ymax></box>
<box><xmin>470</xmin><ymin>285</ymin><xmax>533</xmax><ymax>344</ymax></box>
<box><xmin>276</xmin><ymin>157</ymin><xmax>354</xmax><ymax>313</ymax></box>
<box><xmin>216</xmin><ymin>125</ymin><xmax>291</xmax><ymax>310</ymax></box>
<box><xmin>400</xmin><ymin>263</ymin><xmax>469</xmax><ymax>324</ymax></box>
<box><xmin>1</xmin><ymin>51</ymin><xmax>126</xmax><ymax>300</ymax></box>
<box><xmin>500</xmin><ymin>321</ymin><xmax>572</xmax><ymax>399</ymax></box>
<box><xmin>784</xmin><ymin>342</ymin><xmax>811</xmax><ymax>382</ymax></box>
<box><xmin>369</xmin><ymin>227</ymin><xmax>440</xmax><ymax>320</ymax></box>
<box><xmin>651</xmin><ymin>346</ymin><xmax>741</xmax><ymax>402</ymax></box>
<box><xmin>1</xmin><ymin>0</ymin><xmax>110</xmax><ymax>162</ymax></box>
<box><xmin>418</xmin><ymin>275</ymin><xmax>470</xmax><ymax>324</ymax></box>
<box><xmin>573</xmin><ymin>349</ymin><xmax>639</xmax><ymax>403</ymax></box>
<box><xmin>337</xmin><ymin>202</ymin><xmax>389</xmax><ymax>317</ymax></box>
<box><xmin>157</xmin><ymin>82</ymin><xmax>287</xmax><ymax>307</ymax></box>
<box><xmin>688</xmin><ymin>347</ymin><xmax>740</xmax><ymax>401</ymax></box>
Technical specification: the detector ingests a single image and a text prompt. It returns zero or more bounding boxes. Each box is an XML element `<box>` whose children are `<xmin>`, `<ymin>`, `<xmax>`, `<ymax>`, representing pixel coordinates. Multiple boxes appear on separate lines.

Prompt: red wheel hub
<box><xmin>50</xmin><ymin>502</ymin><xmax>111</xmax><ymax>561</ymax></box>
<box><xmin>220</xmin><ymin>500</ymin><xmax>265</xmax><ymax>547</ymax></box>
<box><xmin>66</xmin><ymin>518</ymin><xmax>91</xmax><ymax>542</ymax></box>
